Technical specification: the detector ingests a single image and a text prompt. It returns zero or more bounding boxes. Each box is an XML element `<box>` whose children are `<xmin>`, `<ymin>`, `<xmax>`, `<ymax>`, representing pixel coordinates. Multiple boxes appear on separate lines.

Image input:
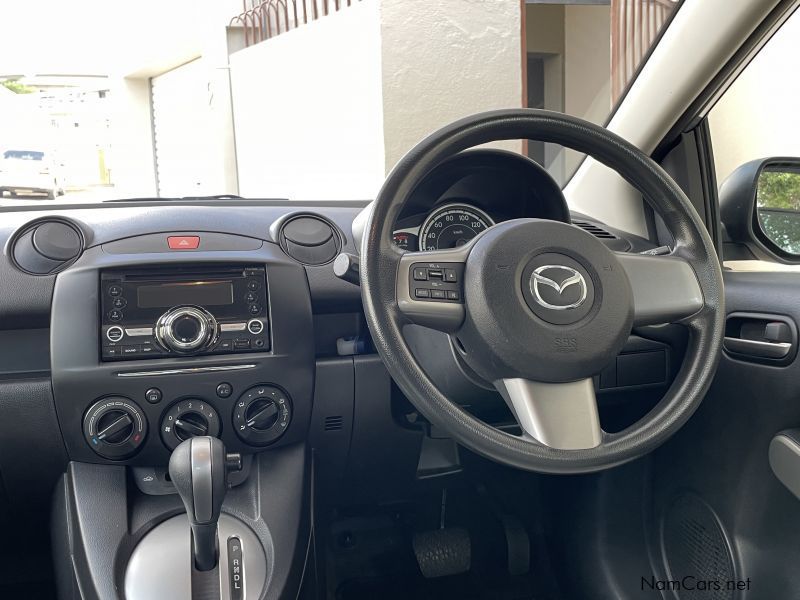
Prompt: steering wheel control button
<box><xmin>521</xmin><ymin>253</ymin><xmax>595</xmax><ymax>326</ymax></box>
<box><xmin>145</xmin><ymin>388</ymin><xmax>163</xmax><ymax>404</ymax></box>
<box><xmin>247</xmin><ymin>319</ymin><xmax>264</xmax><ymax>334</ymax></box>
<box><xmin>106</xmin><ymin>325</ymin><xmax>124</xmax><ymax>343</ymax></box>
<box><xmin>216</xmin><ymin>382</ymin><xmax>233</xmax><ymax>398</ymax></box>
<box><xmin>409</xmin><ymin>262</ymin><xmax>464</xmax><ymax>303</ymax></box>
<box><xmin>160</xmin><ymin>399</ymin><xmax>221</xmax><ymax>451</ymax></box>
<box><xmin>83</xmin><ymin>398</ymin><xmax>148</xmax><ymax>460</ymax></box>
<box><xmin>167</xmin><ymin>235</ymin><xmax>200</xmax><ymax>250</ymax></box>
<box><xmin>233</xmin><ymin>385</ymin><xmax>292</xmax><ymax>446</ymax></box>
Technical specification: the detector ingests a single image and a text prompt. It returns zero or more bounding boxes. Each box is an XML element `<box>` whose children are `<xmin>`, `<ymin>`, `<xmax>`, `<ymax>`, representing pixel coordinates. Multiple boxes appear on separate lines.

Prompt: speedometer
<box><xmin>418</xmin><ymin>203</ymin><xmax>495</xmax><ymax>251</ymax></box>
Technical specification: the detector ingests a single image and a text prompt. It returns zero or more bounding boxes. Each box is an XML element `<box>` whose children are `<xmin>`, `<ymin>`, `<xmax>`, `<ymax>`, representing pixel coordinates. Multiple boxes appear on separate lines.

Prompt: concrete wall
<box><xmin>229</xmin><ymin>1</ymin><xmax>386</xmax><ymax>200</ymax></box>
<box><xmin>526</xmin><ymin>4</ymin><xmax>564</xmax><ymax>55</ymax></box>
<box><xmin>563</xmin><ymin>4</ymin><xmax>611</xmax><ymax>176</ymax></box>
<box><xmin>380</xmin><ymin>0</ymin><xmax>524</xmax><ymax>172</ymax></box>
<box><xmin>709</xmin><ymin>11</ymin><xmax>800</xmax><ymax>186</ymax></box>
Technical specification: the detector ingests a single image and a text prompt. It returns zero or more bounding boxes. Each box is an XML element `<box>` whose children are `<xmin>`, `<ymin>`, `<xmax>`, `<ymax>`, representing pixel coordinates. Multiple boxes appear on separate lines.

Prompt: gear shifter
<box><xmin>168</xmin><ymin>436</ymin><xmax>242</xmax><ymax>571</ymax></box>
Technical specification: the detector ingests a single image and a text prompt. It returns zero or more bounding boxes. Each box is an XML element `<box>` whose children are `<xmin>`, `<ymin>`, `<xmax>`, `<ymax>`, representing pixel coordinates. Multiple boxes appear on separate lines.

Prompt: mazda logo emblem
<box><xmin>530</xmin><ymin>265</ymin><xmax>588</xmax><ymax>310</ymax></box>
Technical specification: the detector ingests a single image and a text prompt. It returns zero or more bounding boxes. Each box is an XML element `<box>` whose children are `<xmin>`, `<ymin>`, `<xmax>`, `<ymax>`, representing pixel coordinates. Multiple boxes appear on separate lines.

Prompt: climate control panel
<box><xmin>82</xmin><ymin>384</ymin><xmax>293</xmax><ymax>460</ymax></box>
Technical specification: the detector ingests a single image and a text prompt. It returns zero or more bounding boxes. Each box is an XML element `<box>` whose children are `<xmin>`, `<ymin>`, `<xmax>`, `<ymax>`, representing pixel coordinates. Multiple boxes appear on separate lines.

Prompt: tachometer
<box><xmin>419</xmin><ymin>203</ymin><xmax>495</xmax><ymax>251</ymax></box>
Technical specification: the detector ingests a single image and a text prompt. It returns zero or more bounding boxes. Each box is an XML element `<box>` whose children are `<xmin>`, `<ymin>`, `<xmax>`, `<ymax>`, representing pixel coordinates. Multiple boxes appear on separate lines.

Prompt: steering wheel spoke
<box><xmin>494</xmin><ymin>378</ymin><xmax>602</xmax><ymax>450</ymax></box>
<box><xmin>396</xmin><ymin>247</ymin><xmax>469</xmax><ymax>332</ymax></box>
<box><xmin>617</xmin><ymin>253</ymin><xmax>704</xmax><ymax>326</ymax></box>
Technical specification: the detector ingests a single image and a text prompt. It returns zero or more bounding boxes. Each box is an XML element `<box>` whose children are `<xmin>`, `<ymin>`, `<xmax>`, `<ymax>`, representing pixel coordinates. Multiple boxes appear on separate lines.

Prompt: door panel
<box><xmin>650</xmin><ymin>270</ymin><xmax>800</xmax><ymax>598</ymax></box>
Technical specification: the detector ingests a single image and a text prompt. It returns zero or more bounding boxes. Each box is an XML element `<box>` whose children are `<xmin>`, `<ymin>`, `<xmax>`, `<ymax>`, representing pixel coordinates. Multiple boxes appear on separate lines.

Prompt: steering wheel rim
<box><xmin>360</xmin><ymin>109</ymin><xmax>724</xmax><ymax>474</ymax></box>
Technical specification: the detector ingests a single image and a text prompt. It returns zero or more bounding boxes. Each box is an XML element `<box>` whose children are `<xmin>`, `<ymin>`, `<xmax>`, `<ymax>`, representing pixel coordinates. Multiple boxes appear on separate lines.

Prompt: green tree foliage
<box><xmin>0</xmin><ymin>79</ymin><xmax>35</xmax><ymax>94</ymax></box>
<box><xmin>757</xmin><ymin>170</ymin><xmax>800</xmax><ymax>210</ymax></box>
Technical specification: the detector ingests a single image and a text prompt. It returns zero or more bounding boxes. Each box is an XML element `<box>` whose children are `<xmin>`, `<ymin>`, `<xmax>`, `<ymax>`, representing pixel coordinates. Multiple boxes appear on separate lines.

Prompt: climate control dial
<box><xmin>160</xmin><ymin>399</ymin><xmax>221</xmax><ymax>450</ymax></box>
<box><xmin>233</xmin><ymin>385</ymin><xmax>292</xmax><ymax>446</ymax></box>
<box><xmin>83</xmin><ymin>397</ymin><xmax>148</xmax><ymax>459</ymax></box>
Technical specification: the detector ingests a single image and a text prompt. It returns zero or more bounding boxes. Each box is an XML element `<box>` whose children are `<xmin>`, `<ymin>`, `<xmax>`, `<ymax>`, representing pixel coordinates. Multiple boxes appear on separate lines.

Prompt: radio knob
<box><xmin>155</xmin><ymin>306</ymin><xmax>219</xmax><ymax>354</ymax></box>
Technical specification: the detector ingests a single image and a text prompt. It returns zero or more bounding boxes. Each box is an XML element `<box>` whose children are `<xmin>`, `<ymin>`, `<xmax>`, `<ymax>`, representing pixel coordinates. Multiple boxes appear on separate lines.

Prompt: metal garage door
<box><xmin>151</xmin><ymin>59</ymin><xmax>213</xmax><ymax>197</ymax></box>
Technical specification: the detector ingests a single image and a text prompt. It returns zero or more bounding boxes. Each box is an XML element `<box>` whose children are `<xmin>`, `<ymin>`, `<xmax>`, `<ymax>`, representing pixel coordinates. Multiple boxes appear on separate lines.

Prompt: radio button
<box><xmin>112</xmin><ymin>297</ymin><xmax>127</xmax><ymax>309</ymax></box>
<box><xmin>247</xmin><ymin>280</ymin><xmax>260</xmax><ymax>291</ymax></box>
<box><xmin>125</xmin><ymin>327</ymin><xmax>154</xmax><ymax>337</ymax></box>
<box><xmin>248</xmin><ymin>304</ymin><xmax>261</xmax><ymax>315</ymax></box>
<box><xmin>104</xmin><ymin>346</ymin><xmax>121</xmax><ymax>357</ymax></box>
<box><xmin>106</xmin><ymin>326</ymin><xmax>124</xmax><ymax>343</ymax></box>
<box><xmin>140</xmin><ymin>344</ymin><xmax>156</xmax><ymax>355</ymax></box>
<box><xmin>122</xmin><ymin>345</ymin><xmax>140</xmax><ymax>355</ymax></box>
<box><xmin>108</xmin><ymin>285</ymin><xmax>123</xmax><ymax>297</ymax></box>
<box><xmin>247</xmin><ymin>319</ymin><xmax>264</xmax><ymax>334</ymax></box>
<box><xmin>220</xmin><ymin>322</ymin><xmax>247</xmax><ymax>333</ymax></box>
<box><xmin>245</xmin><ymin>291</ymin><xmax>257</xmax><ymax>303</ymax></box>
<box><xmin>109</xmin><ymin>309</ymin><xmax>124</xmax><ymax>322</ymax></box>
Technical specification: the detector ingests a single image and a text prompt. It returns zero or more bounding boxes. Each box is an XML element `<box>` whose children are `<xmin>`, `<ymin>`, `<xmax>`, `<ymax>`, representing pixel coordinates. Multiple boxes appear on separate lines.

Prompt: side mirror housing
<box><xmin>720</xmin><ymin>157</ymin><xmax>800</xmax><ymax>262</ymax></box>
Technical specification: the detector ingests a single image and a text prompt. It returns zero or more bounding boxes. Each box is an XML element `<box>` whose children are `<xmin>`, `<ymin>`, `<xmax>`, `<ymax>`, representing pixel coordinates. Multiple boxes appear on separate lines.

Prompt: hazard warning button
<box><xmin>167</xmin><ymin>236</ymin><xmax>200</xmax><ymax>250</ymax></box>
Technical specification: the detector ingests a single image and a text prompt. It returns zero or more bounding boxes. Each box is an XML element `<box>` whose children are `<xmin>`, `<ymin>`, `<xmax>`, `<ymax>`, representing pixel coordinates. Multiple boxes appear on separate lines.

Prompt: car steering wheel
<box><xmin>360</xmin><ymin>109</ymin><xmax>724</xmax><ymax>474</ymax></box>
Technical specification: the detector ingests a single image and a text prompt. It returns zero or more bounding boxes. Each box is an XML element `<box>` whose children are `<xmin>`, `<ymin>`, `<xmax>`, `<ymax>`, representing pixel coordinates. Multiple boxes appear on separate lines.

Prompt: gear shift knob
<box><xmin>168</xmin><ymin>436</ymin><xmax>242</xmax><ymax>571</ymax></box>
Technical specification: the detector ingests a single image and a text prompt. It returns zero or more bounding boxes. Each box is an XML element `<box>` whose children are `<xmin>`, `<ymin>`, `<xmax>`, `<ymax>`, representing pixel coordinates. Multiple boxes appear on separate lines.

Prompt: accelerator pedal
<box><xmin>413</xmin><ymin>489</ymin><xmax>471</xmax><ymax>578</ymax></box>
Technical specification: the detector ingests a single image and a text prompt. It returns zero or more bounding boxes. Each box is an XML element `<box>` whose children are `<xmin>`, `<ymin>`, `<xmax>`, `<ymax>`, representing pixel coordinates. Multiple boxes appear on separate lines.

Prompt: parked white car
<box><xmin>0</xmin><ymin>149</ymin><xmax>64</xmax><ymax>199</ymax></box>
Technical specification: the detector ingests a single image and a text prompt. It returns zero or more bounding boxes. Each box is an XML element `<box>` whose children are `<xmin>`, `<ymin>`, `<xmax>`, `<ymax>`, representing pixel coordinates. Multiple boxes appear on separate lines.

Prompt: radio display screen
<box><xmin>137</xmin><ymin>281</ymin><xmax>234</xmax><ymax>308</ymax></box>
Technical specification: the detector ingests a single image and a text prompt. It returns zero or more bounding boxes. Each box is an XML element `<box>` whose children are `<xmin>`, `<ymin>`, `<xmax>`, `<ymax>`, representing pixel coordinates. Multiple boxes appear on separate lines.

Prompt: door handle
<box><xmin>723</xmin><ymin>337</ymin><xmax>792</xmax><ymax>359</ymax></box>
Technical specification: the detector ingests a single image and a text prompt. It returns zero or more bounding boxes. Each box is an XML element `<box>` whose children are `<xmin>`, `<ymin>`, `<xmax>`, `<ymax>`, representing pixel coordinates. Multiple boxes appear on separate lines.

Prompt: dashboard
<box><xmin>0</xmin><ymin>149</ymin><xmax>652</xmax><ymax>491</ymax></box>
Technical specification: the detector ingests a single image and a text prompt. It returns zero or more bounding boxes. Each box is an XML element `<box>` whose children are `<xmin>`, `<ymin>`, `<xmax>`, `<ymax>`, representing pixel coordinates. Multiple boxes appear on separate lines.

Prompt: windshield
<box><xmin>0</xmin><ymin>0</ymin><xmax>678</xmax><ymax>206</ymax></box>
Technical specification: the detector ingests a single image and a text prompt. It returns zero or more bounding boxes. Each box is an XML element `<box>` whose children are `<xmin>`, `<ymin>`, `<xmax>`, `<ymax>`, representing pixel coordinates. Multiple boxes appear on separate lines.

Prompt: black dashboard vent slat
<box><xmin>324</xmin><ymin>416</ymin><xmax>344</xmax><ymax>431</ymax></box>
<box><xmin>573</xmin><ymin>220</ymin><xmax>617</xmax><ymax>240</ymax></box>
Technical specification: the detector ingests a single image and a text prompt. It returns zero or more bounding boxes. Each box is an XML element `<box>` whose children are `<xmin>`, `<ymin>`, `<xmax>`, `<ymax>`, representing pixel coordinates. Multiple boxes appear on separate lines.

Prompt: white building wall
<box><xmin>563</xmin><ymin>4</ymin><xmax>611</xmax><ymax>177</ymax></box>
<box><xmin>229</xmin><ymin>1</ymin><xmax>386</xmax><ymax>200</ymax></box>
<box><xmin>380</xmin><ymin>0</ymin><xmax>524</xmax><ymax>172</ymax></box>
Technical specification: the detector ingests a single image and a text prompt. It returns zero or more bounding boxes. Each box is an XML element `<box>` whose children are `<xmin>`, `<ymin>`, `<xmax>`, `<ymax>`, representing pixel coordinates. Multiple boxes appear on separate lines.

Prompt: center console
<box><xmin>48</xmin><ymin>232</ymin><xmax>316</xmax><ymax>599</ymax></box>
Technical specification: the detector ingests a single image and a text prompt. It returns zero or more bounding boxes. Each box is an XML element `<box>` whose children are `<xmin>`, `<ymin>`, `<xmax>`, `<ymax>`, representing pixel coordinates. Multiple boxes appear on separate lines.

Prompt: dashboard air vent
<box><xmin>324</xmin><ymin>415</ymin><xmax>344</xmax><ymax>431</ymax></box>
<box><xmin>573</xmin><ymin>220</ymin><xmax>617</xmax><ymax>240</ymax></box>
<box><xmin>279</xmin><ymin>215</ymin><xmax>341</xmax><ymax>265</ymax></box>
<box><xmin>11</xmin><ymin>219</ymin><xmax>84</xmax><ymax>275</ymax></box>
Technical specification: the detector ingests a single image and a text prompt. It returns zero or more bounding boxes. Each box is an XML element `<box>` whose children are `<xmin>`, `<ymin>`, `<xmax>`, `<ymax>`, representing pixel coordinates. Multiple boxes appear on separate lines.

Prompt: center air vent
<box><xmin>279</xmin><ymin>215</ymin><xmax>341</xmax><ymax>265</ymax></box>
<box><xmin>11</xmin><ymin>219</ymin><xmax>84</xmax><ymax>275</ymax></box>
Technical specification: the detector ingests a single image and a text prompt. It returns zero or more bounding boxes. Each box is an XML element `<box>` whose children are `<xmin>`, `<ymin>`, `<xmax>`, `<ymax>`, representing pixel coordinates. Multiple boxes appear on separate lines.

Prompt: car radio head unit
<box><xmin>100</xmin><ymin>265</ymin><xmax>269</xmax><ymax>360</ymax></box>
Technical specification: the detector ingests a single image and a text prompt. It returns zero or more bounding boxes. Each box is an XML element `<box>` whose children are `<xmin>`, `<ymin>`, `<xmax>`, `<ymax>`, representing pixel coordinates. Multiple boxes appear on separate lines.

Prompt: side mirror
<box><xmin>720</xmin><ymin>157</ymin><xmax>800</xmax><ymax>262</ymax></box>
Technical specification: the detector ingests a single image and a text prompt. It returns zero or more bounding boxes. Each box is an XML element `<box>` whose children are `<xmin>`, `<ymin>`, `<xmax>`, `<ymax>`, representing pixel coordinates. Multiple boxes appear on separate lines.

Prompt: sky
<box><xmin>0</xmin><ymin>0</ymin><xmax>217</xmax><ymax>76</ymax></box>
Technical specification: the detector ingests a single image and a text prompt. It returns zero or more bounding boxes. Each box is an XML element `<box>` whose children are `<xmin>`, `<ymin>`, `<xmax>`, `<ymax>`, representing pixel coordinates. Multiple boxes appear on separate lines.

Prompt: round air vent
<box><xmin>279</xmin><ymin>215</ymin><xmax>341</xmax><ymax>265</ymax></box>
<box><xmin>11</xmin><ymin>219</ymin><xmax>84</xmax><ymax>275</ymax></box>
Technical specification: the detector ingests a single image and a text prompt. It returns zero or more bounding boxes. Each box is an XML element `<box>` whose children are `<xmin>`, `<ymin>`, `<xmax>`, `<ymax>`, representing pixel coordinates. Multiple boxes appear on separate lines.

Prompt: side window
<box><xmin>709</xmin><ymin>9</ymin><xmax>800</xmax><ymax>262</ymax></box>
